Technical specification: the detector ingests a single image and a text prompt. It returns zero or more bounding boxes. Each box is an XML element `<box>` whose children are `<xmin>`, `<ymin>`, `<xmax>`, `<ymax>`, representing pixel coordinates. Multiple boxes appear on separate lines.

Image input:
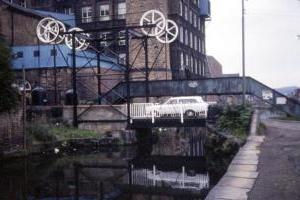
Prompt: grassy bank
<box><xmin>26</xmin><ymin>123</ymin><xmax>99</xmax><ymax>144</ymax></box>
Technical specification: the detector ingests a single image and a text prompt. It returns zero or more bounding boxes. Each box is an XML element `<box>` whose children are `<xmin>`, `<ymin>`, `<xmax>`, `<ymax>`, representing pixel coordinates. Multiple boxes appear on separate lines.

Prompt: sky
<box><xmin>206</xmin><ymin>0</ymin><xmax>300</xmax><ymax>88</ymax></box>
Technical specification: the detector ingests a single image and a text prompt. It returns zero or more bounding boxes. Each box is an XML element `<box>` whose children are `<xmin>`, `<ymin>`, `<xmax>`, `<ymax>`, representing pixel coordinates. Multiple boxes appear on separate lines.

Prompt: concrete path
<box><xmin>248</xmin><ymin>120</ymin><xmax>300</xmax><ymax>200</ymax></box>
<box><xmin>206</xmin><ymin>135</ymin><xmax>265</xmax><ymax>200</ymax></box>
<box><xmin>206</xmin><ymin>110</ymin><xmax>264</xmax><ymax>200</ymax></box>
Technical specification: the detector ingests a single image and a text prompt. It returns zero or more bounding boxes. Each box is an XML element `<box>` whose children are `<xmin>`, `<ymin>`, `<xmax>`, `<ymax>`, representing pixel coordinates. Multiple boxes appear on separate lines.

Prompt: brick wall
<box><xmin>127</xmin><ymin>0</ymin><xmax>172</xmax><ymax>81</ymax></box>
<box><xmin>14</xmin><ymin>67</ymin><xmax>123</xmax><ymax>104</ymax></box>
<box><xmin>0</xmin><ymin>3</ymin><xmax>40</xmax><ymax>46</ymax></box>
<box><xmin>0</xmin><ymin>107</ymin><xmax>24</xmax><ymax>153</ymax></box>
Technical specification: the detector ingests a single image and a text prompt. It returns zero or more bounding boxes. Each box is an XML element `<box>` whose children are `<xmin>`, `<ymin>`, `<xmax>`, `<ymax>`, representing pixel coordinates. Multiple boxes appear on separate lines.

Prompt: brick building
<box><xmin>206</xmin><ymin>55</ymin><xmax>222</xmax><ymax>78</ymax></box>
<box><xmin>21</xmin><ymin>0</ymin><xmax>210</xmax><ymax>81</ymax></box>
<box><xmin>0</xmin><ymin>0</ymin><xmax>124</xmax><ymax>104</ymax></box>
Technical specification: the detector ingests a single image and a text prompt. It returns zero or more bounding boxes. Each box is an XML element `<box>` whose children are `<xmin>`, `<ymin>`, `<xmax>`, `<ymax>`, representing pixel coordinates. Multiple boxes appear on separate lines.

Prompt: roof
<box><xmin>35</xmin><ymin>10</ymin><xmax>75</xmax><ymax>27</ymax></box>
<box><xmin>11</xmin><ymin>44</ymin><xmax>124</xmax><ymax>72</ymax></box>
<box><xmin>1</xmin><ymin>0</ymin><xmax>45</xmax><ymax>18</ymax></box>
<box><xmin>1</xmin><ymin>1</ymin><xmax>74</xmax><ymax>27</ymax></box>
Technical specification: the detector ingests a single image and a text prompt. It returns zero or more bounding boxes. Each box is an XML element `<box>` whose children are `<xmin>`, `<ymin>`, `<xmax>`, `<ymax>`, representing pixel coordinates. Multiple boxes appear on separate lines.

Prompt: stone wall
<box><xmin>63</xmin><ymin>105</ymin><xmax>128</xmax><ymax>133</ymax></box>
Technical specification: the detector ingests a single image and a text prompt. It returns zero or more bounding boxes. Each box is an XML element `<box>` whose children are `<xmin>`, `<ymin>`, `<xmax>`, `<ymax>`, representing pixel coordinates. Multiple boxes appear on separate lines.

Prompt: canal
<box><xmin>0</xmin><ymin>128</ymin><xmax>237</xmax><ymax>200</ymax></box>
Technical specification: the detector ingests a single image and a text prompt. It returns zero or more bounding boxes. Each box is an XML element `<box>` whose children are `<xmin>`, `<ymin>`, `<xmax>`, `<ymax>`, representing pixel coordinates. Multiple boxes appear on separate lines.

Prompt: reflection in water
<box><xmin>0</xmin><ymin>128</ymin><xmax>215</xmax><ymax>200</ymax></box>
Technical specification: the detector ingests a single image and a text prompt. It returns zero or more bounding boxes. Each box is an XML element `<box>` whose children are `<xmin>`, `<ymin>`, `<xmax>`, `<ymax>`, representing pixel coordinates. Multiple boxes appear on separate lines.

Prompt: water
<box><xmin>0</xmin><ymin>128</ymin><xmax>231</xmax><ymax>200</ymax></box>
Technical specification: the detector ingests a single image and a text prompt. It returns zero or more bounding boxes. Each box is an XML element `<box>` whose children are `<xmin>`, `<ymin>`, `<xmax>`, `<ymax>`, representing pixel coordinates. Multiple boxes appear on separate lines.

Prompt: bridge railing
<box><xmin>129</xmin><ymin>103</ymin><xmax>208</xmax><ymax>124</ymax></box>
<box><xmin>130</xmin><ymin>103</ymin><xmax>154</xmax><ymax>119</ymax></box>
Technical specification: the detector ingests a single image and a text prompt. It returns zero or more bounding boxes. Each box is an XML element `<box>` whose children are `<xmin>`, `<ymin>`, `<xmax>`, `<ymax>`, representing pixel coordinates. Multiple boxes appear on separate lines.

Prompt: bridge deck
<box><xmin>100</xmin><ymin>77</ymin><xmax>300</xmax><ymax>118</ymax></box>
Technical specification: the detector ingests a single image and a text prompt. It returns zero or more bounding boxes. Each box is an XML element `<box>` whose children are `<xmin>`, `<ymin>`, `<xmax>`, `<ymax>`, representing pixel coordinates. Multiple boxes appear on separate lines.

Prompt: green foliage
<box><xmin>257</xmin><ymin>122</ymin><xmax>266</xmax><ymax>136</ymax></box>
<box><xmin>26</xmin><ymin>123</ymin><xmax>99</xmax><ymax>144</ymax></box>
<box><xmin>205</xmin><ymin>133</ymin><xmax>239</xmax><ymax>183</ymax></box>
<box><xmin>217</xmin><ymin>105</ymin><xmax>253</xmax><ymax>138</ymax></box>
<box><xmin>0</xmin><ymin>37</ymin><xmax>19</xmax><ymax>112</ymax></box>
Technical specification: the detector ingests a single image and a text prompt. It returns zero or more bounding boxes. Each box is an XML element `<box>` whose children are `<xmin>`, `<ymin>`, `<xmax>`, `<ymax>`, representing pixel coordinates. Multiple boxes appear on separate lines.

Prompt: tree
<box><xmin>0</xmin><ymin>36</ymin><xmax>19</xmax><ymax>112</ymax></box>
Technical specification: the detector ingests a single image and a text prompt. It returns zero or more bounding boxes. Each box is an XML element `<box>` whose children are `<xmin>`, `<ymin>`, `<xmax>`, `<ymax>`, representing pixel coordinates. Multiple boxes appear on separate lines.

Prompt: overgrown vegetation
<box><xmin>0</xmin><ymin>37</ymin><xmax>19</xmax><ymax>112</ymax></box>
<box><xmin>257</xmin><ymin>122</ymin><xmax>266</xmax><ymax>136</ymax></box>
<box><xmin>216</xmin><ymin>105</ymin><xmax>253</xmax><ymax>139</ymax></box>
<box><xmin>26</xmin><ymin>123</ymin><xmax>99</xmax><ymax>144</ymax></box>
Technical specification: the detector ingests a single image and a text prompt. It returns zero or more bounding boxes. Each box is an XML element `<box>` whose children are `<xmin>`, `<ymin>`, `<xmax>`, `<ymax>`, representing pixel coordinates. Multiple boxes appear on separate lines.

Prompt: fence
<box><xmin>130</xmin><ymin>103</ymin><xmax>208</xmax><ymax>123</ymax></box>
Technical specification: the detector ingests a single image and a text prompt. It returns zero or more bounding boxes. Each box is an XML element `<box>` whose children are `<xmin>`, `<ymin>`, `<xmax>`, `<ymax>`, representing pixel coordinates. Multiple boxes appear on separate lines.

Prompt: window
<box><xmin>118</xmin><ymin>2</ymin><xmax>126</xmax><ymax>19</ymax></box>
<box><xmin>51</xmin><ymin>49</ymin><xmax>57</xmax><ymax>56</ymax></box>
<box><xmin>119</xmin><ymin>53</ymin><xmax>126</xmax><ymax>65</ymax></box>
<box><xmin>185</xmin><ymin>54</ymin><xmax>189</xmax><ymax>66</ymax></box>
<box><xmin>184</xmin><ymin>6</ymin><xmax>188</xmax><ymax>20</ymax></box>
<box><xmin>166</xmin><ymin>99</ymin><xmax>177</xmax><ymax>104</ymax></box>
<box><xmin>180</xmin><ymin>27</ymin><xmax>184</xmax><ymax>43</ymax></box>
<box><xmin>20</xmin><ymin>0</ymin><xmax>26</xmax><ymax>8</ymax></box>
<box><xmin>194</xmin><ymin>57</ymin><xmax>197</xmax><ymax>73</ymax></box>
<box><xmin>190</xmin><ymin>32</ymin><xmax>193</xmax><ymax>48</ymax></box>
<box><xmin>64</xmin><ymin>7</ymin><xmax>74</xmax><ymax>15</ymax></box>
<box><xmin>33</xmin><ymin>50</ymin><xmax>40</xmax><ymax>57</ymax></box>
<box><xmin>185</xmin><ymin>29</ymin><xmax>188</xmax><ymax>45</ymax></box>
<box><xmin>99</xmin><ymin>4</ymin><xmax>110</xmax><ymax>21</ymax></box>
<box><xmin>201</xmin><ymin>40</ymin><xmax>205</xmax><ymax>52</ymax></box>
<box><xmin>180</xmin><ymin>52</ymin><xmax>184</xmax><ymax>67</ymax></box>
<box><xmin>179</xmin><ymin>1</ymin><xmax>183</xmax><ymax>16</ymax></box>
<box><xmin>82</xmin><ymin>6</ymin><xmax>92</xmax><ymax>23</ymax></box>
<box><xmin>191</xmin><ymin>56</ymin><xmax>194</xmax><ymax>72</ymax></box>
<box><xmin>179</xmin><ymin>99</ymin><xmax>197</xmax><ymax>104</ymax></box>
<box><xmin>194</xmin><ymin>14</ymin><xmax>197</xmax><ymax>27</ymax></box>
<box><xmin>195</xmin><ymin>59</ymin><xmax>198</xmax><ymax>74</ymax></box>
<box><xmin>190</xmin><ymin>11</ymin><xmax>193</xmax><ymax>24</ymax></box>
<box><xmin>194</xmin><ymin>36</ymin><xmax>197</xmax><ymax>51</ymax></box>
<box><xmin>199</xmin><ymin>39</ymin><xmax>201</xmax><ymax>53</ymax></box>
<box><xmin>16</xmin><ymin>51</ymin><xmax>23</xmax><ymax>58</ymax></box>
<box><xmin>100</xmin><ymin>32</ymin><xmax>110</xmax><ymax>47</ymax></box>
<box><xmin>118</xmin><ymin>31</ymin><xmax>126</xmax><ymax>46</ymax></box>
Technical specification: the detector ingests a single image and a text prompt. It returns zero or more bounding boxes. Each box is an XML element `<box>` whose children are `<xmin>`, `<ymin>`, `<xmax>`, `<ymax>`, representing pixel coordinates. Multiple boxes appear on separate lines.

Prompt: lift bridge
<box><xmin>72</xmin><ymin>76</ymin><xmax>300</xmax><ymax>128</ymax></box>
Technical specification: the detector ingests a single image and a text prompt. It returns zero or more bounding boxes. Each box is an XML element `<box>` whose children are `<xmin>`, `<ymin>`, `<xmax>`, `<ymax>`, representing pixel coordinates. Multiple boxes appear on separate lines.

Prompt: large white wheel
<box><xmin>65</xmin><ymin>27</ymin><xmax>90</xmax><ymax>50</ymax></box>
<box><xmin>156</xmin><ymin>19</ymin><xmax>179</xmax><ymax>44</ymax></box>
<box><xmin>51</xmin><ymin>20</ymin><xmax>66</xmax><ymax>44</ymax></box>
<box><xmin>36</xmin><ymin>17</ymin><xmax>60</xmax><ymax>43</ymax></box>
<box><xmin>140</xmin><ymin>10</ymin><xmax>166</xmax><ymax>37</ymax></box>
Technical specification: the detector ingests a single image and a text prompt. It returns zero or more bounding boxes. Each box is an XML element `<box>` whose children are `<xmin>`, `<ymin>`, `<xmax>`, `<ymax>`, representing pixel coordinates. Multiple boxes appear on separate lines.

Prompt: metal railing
<box><xmin>129</xmin><ymin>103</ymin><xmax>208</xmax><ymax>124</ymax></box>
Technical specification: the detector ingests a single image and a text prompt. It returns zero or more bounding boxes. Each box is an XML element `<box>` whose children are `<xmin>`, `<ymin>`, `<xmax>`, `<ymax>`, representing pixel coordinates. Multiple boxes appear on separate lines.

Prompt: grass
<box><xmin>26</xmin><ymin>123</ymin><xmax>99</xmax><ymax>144</ymax></box>
<box><xmin>216</xmin><ymin>105</ymin><xmax>253</xmax><ymax>140</ymax></box>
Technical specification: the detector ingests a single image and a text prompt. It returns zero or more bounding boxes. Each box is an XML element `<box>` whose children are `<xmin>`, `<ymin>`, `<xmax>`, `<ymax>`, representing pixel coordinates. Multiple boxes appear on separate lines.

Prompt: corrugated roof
<box><xmin>11</xmin><ymin>44</ymin><xmax>124</xmax><ymax>72</ymax></box>
<box><xmin>35</xmin><ymin>10</ymin><xmax>75</xmax><ymax>27</ymax></box>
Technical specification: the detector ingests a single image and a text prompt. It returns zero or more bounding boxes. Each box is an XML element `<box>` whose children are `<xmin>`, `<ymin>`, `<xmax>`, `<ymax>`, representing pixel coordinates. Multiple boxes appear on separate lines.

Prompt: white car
<box><xmin>146</xmin><ymin>96</ymin><xmax>209</xmax><ymax>118</ymax></box>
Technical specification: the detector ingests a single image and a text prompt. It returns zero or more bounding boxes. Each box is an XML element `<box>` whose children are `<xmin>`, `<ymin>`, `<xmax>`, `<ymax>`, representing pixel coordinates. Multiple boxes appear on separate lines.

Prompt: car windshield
<box><xmin>165</xmin><ymin>99</ymin><xmax>177</xmax><ymax>104</ymax></box>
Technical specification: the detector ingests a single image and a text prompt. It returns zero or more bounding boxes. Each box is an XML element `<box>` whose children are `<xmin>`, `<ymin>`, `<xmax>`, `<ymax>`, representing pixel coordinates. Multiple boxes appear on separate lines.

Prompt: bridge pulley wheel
<box><xmin>36</xmin><ymin>17</ymin><xmax>60</xmax><ymax>44</ymax></box>
<box><xmin>51</xmin><ymin>20</ymin><xmax>66</xmax><ymax>44</ymax></box>
<box><xmin>140</xmin><ymin>10</ymin><xmax>166</xmax><ymax>37</ymax></box>
<box><xmin>156</xmin><ymin>19</ymin><xmax>179</xmax><ymax>44</ymax></box>
<box><xmin>65</xmin><ymin>27</ymin><xmax>90</xmax><ymax>50</ymax></box>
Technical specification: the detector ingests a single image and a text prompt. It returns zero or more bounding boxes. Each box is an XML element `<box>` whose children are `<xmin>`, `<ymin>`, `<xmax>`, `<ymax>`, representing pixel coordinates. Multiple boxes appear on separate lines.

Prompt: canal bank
<box><xmin>206</xmin><ymin>109</ymin><xmax>264</xmax><ymax>200</ymax></box>
<box><xmin>248</xmin><ymin>119</ymin><xmax>300</xmax><ymax>200</ymax></box>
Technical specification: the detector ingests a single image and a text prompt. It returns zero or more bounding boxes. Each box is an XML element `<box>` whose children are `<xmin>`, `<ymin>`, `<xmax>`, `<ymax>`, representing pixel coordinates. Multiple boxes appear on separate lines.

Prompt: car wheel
<box><xmin>184</xmin><ymin>110</ymin><xmax>196</xmax><ymax>117</ymax></box>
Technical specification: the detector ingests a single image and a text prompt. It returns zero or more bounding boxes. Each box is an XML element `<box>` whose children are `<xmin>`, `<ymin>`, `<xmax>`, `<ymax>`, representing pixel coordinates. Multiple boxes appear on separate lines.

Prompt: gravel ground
<box><xmin>248</xmin><ymin>120</ymin><xmax>300</xmax><ymax>200</ymax></box>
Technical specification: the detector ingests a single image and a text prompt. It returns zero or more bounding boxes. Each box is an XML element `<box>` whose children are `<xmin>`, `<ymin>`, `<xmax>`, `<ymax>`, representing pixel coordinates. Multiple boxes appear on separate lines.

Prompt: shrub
<box><xmin>0</xmin><ymin>37</ymin><xmax>19</xmax><ymax>112</ymax></box>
